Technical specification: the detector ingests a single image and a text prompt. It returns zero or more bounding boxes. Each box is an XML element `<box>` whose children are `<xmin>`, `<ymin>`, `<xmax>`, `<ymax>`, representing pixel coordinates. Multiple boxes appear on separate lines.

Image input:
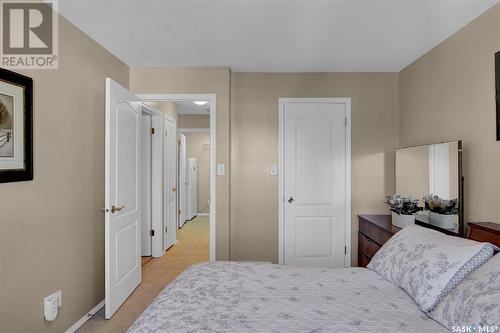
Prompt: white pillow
<box><xmin>430</xmin><ymin>254</ymin><xmax>500</xmax><ymax>330</ymax></box>
<box><xmin>367</xmin><ymin>224</ymin><xmax>496</xmax><ymax>312</ymax></box>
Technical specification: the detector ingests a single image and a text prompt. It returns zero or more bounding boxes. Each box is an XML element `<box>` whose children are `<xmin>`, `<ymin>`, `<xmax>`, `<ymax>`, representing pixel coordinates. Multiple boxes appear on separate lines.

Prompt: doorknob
<box><xmin>172</xmin><ymin>187</ymin><xmax>177</xmax><ymax>192</ymax></box>
<box><xmin>111</xmin><ymin>205</ymin><xmax>126</xmax><ymax>214</ymax></box>
<box><xmin>287</xmin><ymin>197</ymin><xmax>294</xmax><ymax>204</ymax></box>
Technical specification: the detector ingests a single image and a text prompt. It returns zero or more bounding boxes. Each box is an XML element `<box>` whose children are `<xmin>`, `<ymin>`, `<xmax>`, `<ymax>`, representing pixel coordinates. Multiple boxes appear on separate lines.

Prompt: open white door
<box><xmin>187</xmin><ymin>158</ymin><xmax>198</xmax><ymax>220</ymax></box>
<box><xmin>105</xmin><ymin>78</ymin><xmax>142</xmax><ymax>319</ymax></box>
<box><xmin>164</xmin><ymin>117</ymin><xmax>177</xmax><ymax>250</ymax></box>
<box><xmin>178</xmin><ymin>133</ymin><xmax>187</xmax><ymax>228</ymax></box>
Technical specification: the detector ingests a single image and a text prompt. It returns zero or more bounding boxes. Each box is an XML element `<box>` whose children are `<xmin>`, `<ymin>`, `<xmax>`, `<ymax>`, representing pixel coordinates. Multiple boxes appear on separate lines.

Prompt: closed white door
<box><xmin>140</xmin><ymin>113</ymin><xmax>152</xmax><ymax>256</ymax></box>
<box><xmin>187</xmin><ymin>158</ymin><xmax>198</xmax><ymax>220</ymax></box>
<box><xmin>178</xmin><ymin>133</ymin><xmax>187</xmax><ymax>228</ymax></box>
<box><xmin>105</xmin><ymin>78</ymin><xmax>142</xmax><ymax>318</ymax></box>
<box><xmin>282</xmin><ymin>100</ymin><xmax>349</xmax><ymax>268</ymax></box>
<box><xmin>164</xmin><ymin>117</ymin><xmax>177</xmax><ymax>251</ymax></box>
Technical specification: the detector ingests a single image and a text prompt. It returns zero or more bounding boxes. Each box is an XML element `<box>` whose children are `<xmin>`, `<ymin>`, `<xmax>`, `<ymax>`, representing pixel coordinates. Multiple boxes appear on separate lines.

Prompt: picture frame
<box><xmin>0</xmin><ymin>68</ymin><xmax>33</xmax><ymax>183</ymax></box>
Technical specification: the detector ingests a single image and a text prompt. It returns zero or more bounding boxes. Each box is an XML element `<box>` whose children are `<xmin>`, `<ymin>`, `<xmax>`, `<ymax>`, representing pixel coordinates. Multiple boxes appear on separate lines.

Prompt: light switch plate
<box><xmin>270</xmin><ymin>165</ymin><xmax>278</xmax><ymax>176</ymax></box>
<box><xmin>217</xmin><ymin>164</ymin><xmax>225</xmax><ymax>176</ymax></box>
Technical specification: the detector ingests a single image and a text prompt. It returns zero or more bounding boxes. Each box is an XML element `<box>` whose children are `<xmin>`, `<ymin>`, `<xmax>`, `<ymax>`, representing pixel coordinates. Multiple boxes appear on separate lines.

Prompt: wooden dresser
<box><xmin>358</xmin><ymin>215</ymin><xmax>400</xmax><ymax>267</ymax></box>
<box><xmin>358</xmin><ymin>216</ymin><xmax>500</xmax><ymax>267</ymax></box>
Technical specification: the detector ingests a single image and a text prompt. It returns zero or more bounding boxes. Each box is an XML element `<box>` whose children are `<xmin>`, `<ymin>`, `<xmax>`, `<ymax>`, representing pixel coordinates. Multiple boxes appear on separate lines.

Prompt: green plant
<box><xmin>423</xmin><ymin>195</ymin><xmax>459</xmax><ymax>215</ymax></box>
<box><xmin>384</xmin><ymin>194</ymin><xmax>422</xmax><ymax>215</ymax></box>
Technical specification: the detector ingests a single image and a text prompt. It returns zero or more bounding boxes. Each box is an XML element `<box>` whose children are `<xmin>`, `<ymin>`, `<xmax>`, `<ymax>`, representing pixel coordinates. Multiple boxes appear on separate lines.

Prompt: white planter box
<box><xmin>429</xmin><ymin>212</ymin><xmax>455</xmax><ymax>229</ymax></box>
<box><xmin>391</xmin><ymin>212</ymin><xmax>415</xmax><ymax>229</ymax></box>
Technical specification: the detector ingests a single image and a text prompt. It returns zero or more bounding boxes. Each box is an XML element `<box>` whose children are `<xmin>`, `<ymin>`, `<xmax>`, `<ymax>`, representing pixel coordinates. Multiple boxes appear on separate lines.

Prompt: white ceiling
<box><xmin>176</xmin><ymin>101</ymin><xmax>211</xmax><ymax>115</ymax></box>
<box><xmin>58</xmin><ymin>0</ymin><xmax>499</xmax><ymax>72</ymax></box>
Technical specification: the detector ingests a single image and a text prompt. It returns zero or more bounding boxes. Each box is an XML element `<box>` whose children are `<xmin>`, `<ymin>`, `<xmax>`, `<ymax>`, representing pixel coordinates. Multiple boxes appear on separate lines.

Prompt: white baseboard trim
<box><xmin>197</xmin><ymin>213</ymin><xmax>209</xmax><ymax>216</ymax></box>
<box><xmin>65</xmin><ymin>300</ymin><xmax>104</xmax><ymax>333</ymax></box>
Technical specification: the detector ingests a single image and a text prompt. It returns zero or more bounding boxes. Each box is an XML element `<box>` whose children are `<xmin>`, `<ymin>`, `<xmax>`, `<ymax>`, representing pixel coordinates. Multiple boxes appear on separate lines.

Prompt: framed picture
<box><xmin>496</xmin><ymin>51</ymin><xmax>500</xmax><ymax>141</ymax></box>
<box><xmin>0</xmin><ymin>68</ymin><xmax>33</xmax><ymax>183</ymax></box>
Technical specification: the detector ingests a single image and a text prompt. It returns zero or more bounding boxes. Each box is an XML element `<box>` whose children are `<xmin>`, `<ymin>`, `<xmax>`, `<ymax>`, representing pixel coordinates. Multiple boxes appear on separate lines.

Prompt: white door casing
<box><xmin>137</xmin><ymin>93</ymin><xmax>217</xmax><ymax>262</ymax></box>
<box><xmin>140</xmin><ymin>113</ymin><xmax>152</xmax><ymax>256</ymax></box>
<box><xmin>105</xmin><ymin>78</ymin><xmax>142</xmax><ymax>319</ymax></box>
<box><xmin>279</xmin><ymin>98</ymin><xmax>351</xmax><ymax>268</ymax></box>
<box><xmin>178</xmin><ymin>133</ymin><xmax>187</xmax><ymax>228</ymax></box>
<box><xmin>164</xmin><ymin>116</ymin><xmax>177</xmax><ymax>250</ymax></box>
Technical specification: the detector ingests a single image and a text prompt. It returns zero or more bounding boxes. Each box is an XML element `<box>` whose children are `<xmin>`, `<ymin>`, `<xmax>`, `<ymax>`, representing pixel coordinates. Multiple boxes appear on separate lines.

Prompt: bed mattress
<box><xmin>128</xmin><ymin>262</ymin><xmax>448</xmax><ymax>333</ymax></box>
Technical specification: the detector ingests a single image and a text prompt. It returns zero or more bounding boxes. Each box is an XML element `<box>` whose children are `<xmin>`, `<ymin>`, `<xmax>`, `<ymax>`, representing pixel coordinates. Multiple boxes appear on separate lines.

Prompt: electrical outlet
<box><xmin>44</xmin><ymin>290</ymin><xmax>62</xmax><ymax>321</ymax></box>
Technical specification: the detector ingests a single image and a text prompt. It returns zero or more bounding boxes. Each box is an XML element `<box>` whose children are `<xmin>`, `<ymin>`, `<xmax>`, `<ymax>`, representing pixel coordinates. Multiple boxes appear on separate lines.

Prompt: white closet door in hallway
<box><xmin>187</xmin><ymin>157</ymin><xmax>198</xmax><ymax>220</ymax></box>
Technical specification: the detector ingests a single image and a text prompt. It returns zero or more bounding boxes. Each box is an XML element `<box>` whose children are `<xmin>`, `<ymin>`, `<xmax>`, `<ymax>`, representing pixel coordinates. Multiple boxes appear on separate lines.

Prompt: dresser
<box><xmin>358</xmin><ymin>215</ymin><xmax>400</xmax><ymax>267</ymax></box>
<box><xmin>358</xmin><ymin>215</ymin><xmax>500</xmax><ymax>267</ymax></box>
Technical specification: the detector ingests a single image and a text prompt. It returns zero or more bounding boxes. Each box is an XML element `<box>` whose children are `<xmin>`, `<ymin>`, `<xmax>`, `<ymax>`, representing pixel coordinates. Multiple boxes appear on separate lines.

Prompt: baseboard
<box><xmin>197</xmin><ymin>213</ymin><xmax>209</xmax><ymax>216</ymax></box>
<box><xmin>65</xmin><ymin>300</ymin><xmax>104</xmax><ymax>333</ymax></box>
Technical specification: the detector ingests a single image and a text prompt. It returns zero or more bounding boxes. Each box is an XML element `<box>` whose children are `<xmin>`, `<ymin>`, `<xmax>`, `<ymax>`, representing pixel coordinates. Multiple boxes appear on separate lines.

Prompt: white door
<box><xmin>187</xmin><ymin>158</ymin><xmax>198</xmax><ymax>220</ymax></box>
<box><xmin>140</xmin><ymin>113</ymin><xmax>152</xmax><ymax>256</ymax></box>
<box><xmin>105</xmin><ymin>78</ymin><xmax>142</xmax><ymax>318</ymax></box>
<box><xmin>178</xmin><ymin>133</ymin><xmax>187</xmax><ymax>228</ymax></box>
<box><xmin>282</xmin><ymin>100</ymin><xmax>349</xmax><ymax>268</ymax></box>
<box><xmin>164</xmin><ymin>117</ymin><xmax>177</xmax><ymax>251</ymax></box>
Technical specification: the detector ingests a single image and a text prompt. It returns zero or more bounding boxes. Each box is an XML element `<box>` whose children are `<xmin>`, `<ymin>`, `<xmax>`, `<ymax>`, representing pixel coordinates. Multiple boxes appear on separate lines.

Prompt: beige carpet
<box><xmin>77</xmin><ymin>216</ymin><xmax>209</xmax><ymax>333</ymax></box>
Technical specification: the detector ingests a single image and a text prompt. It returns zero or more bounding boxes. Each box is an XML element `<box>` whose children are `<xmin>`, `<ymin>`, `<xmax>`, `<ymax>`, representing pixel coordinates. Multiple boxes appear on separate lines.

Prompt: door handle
<box><xmin>287</xmin><ymin>197</ymin><xmax>294</xmax><ymax>204</ymax></box>
<box><xmin>111</xmin><ymin>205</ymin><xmax>126</xmax><ymax>214</ymax></box>
<box><xmin>172</xmin><ymin>187</ymin><xmax>177</xmax><ymax>192</ymax></box>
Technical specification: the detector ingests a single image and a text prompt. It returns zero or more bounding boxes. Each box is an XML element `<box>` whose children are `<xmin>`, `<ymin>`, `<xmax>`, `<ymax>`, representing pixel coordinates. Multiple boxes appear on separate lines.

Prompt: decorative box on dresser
<box><xmin>358</xmin><ymin>215</ymin><xmax>400</xmax><ymax>267</ymax></box>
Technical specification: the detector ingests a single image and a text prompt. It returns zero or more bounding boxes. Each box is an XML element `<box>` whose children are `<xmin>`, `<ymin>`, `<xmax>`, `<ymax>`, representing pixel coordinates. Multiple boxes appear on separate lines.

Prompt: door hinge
<box><xmin>345</xmin><ymin>246</ymin><xmax>347</xmax><ymax>255</ymax></box>
<box><xmin>345</xmin><ymin>118</ymin><xmax>348</xmax><ymax>127</ymax></box>
<box><xmin>165</xmin><ymin>129</ymin><xmax>168</xmax><ymax>136</ymax></box>
<box><xmin>178</xmin><ymin>209</ymin><xmax>181</xmax><ymax>215</ymax></box>
<box><xmin>178</xmin><ymin>139</ymin><xmax>181</xmax><ymax>145</ymax></box>
<box><xmin>165</xmin><ymin>226</ymin><xmax>168</xmax><ymax>233</ymax></box>
<box><xmin>150</xmin><ymin>127</ymin><xmax>155</xmax><ymax>135</ymax></box>
<box><xmin>150</xmin><ymin>230</ymin><xmax>155</xmax><ymax>237</ymax></box>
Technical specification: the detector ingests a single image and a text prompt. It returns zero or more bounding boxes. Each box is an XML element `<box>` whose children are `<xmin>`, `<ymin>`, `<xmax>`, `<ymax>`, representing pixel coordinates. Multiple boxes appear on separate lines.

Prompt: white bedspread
<box><xmin>128</xmin><ymin>262</ymin><xmax>448</xmax><ymax>333</ymax></box>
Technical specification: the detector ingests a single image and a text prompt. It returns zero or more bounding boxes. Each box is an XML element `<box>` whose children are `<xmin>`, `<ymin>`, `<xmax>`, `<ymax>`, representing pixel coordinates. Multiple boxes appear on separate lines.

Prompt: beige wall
<box><xmin>185</xmin><ymin>132</ymin><xmax>211</xmax><ymax>213</ymax></box>
<box><xmin>145</xmin><ymin>101</ymin><xmax>178</xmax><ymax>120</ymax></box>
<box><xmin>230</xmin><ymin>73</ymin><xmax>399</xmax><ymax>264</ymax></box>
<box><xmin>399</xmin><ymin>3</ymin><xmax>500</xmax><ymax>226</ymax></box>
<box><xmin>0</xmin><ymin>15</ymin><xmax>129</xmax><ymax>333</ymax></box>
<box><xmin>178</xmin><ymin>114</ymin><xmax>210</xmax><ymax>128</ymax></box>
<box><xmin>130</xmin><ymin>67</ymin><xmax>231</xmax><ymax>260</ymax></box>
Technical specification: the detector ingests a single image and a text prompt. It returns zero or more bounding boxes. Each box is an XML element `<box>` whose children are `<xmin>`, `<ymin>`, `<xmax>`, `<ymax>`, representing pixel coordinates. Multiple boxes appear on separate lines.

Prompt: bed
<box><xmin>128</xmin><ymin>262</ymin><xmax>447</xmax><ymax>332</ymax></box>
<box><xmin>129</xmin><ymin>225</ymin><xmax>499</xmax><ymax>333</ymax></box>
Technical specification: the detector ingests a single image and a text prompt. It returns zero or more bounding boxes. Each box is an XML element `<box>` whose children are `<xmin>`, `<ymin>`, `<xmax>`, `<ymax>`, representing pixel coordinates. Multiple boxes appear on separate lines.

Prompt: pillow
<box><xmin>367</xmin><ymin>224</ymin><xmax>496</xmax><ymax>312</ymax></box>
<box><xmin>430</xmin><ymin>254</ymin><xmax>500</xmax><ymax>330</ymax></box>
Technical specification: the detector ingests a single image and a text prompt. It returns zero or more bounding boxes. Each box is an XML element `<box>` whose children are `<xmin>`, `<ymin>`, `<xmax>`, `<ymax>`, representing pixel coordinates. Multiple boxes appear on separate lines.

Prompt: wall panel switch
<box><xmin>217</xmin><ymin>164</ymin><xmax>225</xmax><ymax>176</ymax></box>
<box><xmin>270</xmin><ymin>165</ymin><xmax>278</xmax><ymax>176</ymax></box>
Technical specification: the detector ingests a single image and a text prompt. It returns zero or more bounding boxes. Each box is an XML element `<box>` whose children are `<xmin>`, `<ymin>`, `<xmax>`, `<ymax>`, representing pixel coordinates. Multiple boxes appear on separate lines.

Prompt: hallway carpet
<box><xmin>77</xmin><ymin>216</ymin><xmax>209</xmax><ymax>333</ymax></box>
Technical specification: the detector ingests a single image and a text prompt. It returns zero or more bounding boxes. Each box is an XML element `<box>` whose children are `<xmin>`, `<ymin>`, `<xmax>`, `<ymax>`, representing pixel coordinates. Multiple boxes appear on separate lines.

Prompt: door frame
<box><xmin>278</xmin><ymin>98</ymin><xmax>352</xmax><ymax>266</ymax></box>
<box><xmin>138</xmin><ymin>94</ymin><xmax>216</xmax><ymax>262</ymax></box>
<box><xmin>140</xmin><ymin>103</ymin><xmax>164</xmax><ymax>258</ymax></box>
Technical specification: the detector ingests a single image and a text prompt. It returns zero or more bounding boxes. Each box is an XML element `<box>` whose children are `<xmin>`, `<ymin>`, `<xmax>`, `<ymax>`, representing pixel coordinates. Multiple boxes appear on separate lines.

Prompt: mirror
<box><xmin>395</xmin><ymin>141</ymin><xmax>464</xmax><ymax>236</ymax></box>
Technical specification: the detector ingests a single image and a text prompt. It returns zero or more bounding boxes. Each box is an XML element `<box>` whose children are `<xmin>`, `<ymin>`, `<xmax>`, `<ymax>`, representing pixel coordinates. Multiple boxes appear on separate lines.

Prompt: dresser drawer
<box><xmin>359</xmin><ymin>216</ymin><xmax>395</xmax><ymax>245</ymax></box>
<box><xmin>358</xmin><ymin>252</ymin><xmax>370</xmax><ymax>268</ymax></box>
<box><xmin>358</xmin><ymin>232</ymin><xmax>381</xmax><ymax>258</ymax></box>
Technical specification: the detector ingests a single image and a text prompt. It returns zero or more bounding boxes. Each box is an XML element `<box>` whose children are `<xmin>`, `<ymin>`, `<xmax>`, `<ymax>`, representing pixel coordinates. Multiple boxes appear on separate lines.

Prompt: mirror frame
<box><xmin>395</xmin><ymin>140</ymin><xmax>464</xmax><ymax>237</ymax></box>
